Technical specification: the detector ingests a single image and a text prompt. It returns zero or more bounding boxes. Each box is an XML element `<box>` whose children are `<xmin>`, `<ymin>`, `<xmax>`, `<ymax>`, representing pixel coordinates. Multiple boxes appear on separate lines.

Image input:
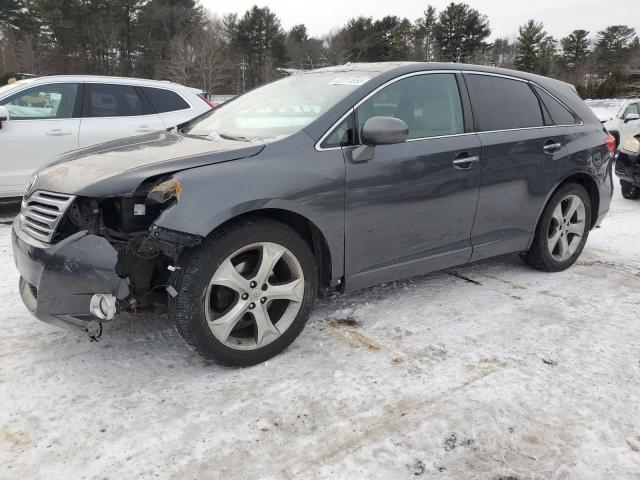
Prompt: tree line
<box><xmin>1</xmin><ymin>1</ymin><xmax>639</xmax><ymax>98</ymax></box>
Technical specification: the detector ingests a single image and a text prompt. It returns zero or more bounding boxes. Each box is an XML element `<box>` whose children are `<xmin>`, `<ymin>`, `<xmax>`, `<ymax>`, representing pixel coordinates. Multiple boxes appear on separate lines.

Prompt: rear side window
<box><xmin>86</xmin><ymin>84</ymin><xmax>147</xmax><ymax>117</ymax></box>
<box><xmin>533</xmin><ymin>85</ymin><xmax>578</xmax><ymax>125</ymax></box>
<box><xmin>141</xmin><ymin>87</ymin><xmax>190</xmax><ymax>113</ymax></box>
<box><xmin>465</xmin><ymin>74</ymin><xmax>544</xmax><ymax>131</ymax></box>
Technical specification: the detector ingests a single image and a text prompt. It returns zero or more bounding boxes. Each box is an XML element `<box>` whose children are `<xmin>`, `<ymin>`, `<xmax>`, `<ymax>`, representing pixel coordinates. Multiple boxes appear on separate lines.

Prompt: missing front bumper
<box><xmin>12</xmin><ymin>217</ymin><xmax>129</xmax><ymax>337</ymax></box>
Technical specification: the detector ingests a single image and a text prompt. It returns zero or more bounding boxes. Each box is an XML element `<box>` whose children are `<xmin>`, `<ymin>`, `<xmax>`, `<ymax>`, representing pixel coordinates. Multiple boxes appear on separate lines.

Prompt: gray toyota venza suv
<box><xmin>12</xmin><ymin>63</ymin><xmax>614</xmax><ymax>366</ymax></box>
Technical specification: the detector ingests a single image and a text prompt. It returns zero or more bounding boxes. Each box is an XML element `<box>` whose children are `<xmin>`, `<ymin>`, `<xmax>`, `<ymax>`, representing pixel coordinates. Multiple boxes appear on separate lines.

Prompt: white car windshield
<box><xmin>0</xmin><ymin>80</ymin><xmax>31</xmax><ymax>96</ymax></box>
<box><xmin>184</xmin><ymin>72</ymin><xmax>373</xmax><ymax>141</ymax></box>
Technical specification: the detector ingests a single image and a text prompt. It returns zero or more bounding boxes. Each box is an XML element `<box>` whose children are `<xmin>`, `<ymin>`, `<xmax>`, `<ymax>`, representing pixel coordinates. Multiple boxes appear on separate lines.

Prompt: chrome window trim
<box><xmin>315</xmin><ymin>108</ymin><xmax>355</xmax><ymax>152</ymax></box>
<box><xmin>314</xmin><ymin>69</ymin><xmax>585</xmax><ymax>152</ymax></box>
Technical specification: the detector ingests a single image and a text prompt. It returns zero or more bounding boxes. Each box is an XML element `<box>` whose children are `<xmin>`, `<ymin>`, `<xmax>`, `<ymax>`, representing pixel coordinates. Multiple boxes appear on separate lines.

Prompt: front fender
<box><xmin>152</xmin><ymin>140</ymin><xmax>346</xmax><ymax>282</ymax></box>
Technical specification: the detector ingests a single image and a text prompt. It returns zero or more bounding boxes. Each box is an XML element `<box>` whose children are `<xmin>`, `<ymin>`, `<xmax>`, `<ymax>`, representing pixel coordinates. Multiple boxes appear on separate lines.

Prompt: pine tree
<box><xmin>235</xmin><ymin>6</ymin><xmax>286</xmax><ymax>87</ymax></box>
<box><xmin>414</xmin><ymin>5</ymin><xmax>437</xmax><ymax>61</ymax></box>
<box><xmin>560</xmin><ymin>29</ymin><xmax>590</xmax><ymax>67</ymax></box>
<box><xmin>595</xmin><ymin>25</ymin><xmax>637</xmax><ymax>75</ymax></box>
<box><xmin>434</xmin><ymin>2</ymin><xmax>490</xmax><ymax>63</ymax></box>
<box><xmin>515</xmin><ymin>20</ymin><xmax>546</xmax><ymax>72</ymax></box>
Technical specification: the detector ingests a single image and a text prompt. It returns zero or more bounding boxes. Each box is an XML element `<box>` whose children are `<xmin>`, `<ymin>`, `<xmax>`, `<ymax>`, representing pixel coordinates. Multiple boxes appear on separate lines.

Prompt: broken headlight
<box><xmin>147</xmin><ymin>178</ymin><xmax>183</xmax><ymax>205</ymax></box>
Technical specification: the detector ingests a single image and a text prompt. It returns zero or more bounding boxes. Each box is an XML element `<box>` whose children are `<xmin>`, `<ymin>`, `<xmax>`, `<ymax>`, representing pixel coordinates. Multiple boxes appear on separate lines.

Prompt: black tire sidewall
<box><xmin>170</xmin><ymin>218</ymin><xmax>318</xmax><ymax>366</ymax></box>
<box><xmin>621</xmin><ymin>181</ymin><xmax>640</xmax><ymax>200</ymax></box>
<box><xmin>526</xmin><ymin>183</ymin><xmax>592</xmax><ymax>271</ymax></box>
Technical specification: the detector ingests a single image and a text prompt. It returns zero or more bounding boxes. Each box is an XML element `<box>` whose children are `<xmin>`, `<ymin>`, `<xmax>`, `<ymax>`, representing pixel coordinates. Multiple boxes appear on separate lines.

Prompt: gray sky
<box><xmin>201</xmin><ymin>0</ymin><xmax>640</xmax><ymax>40</ymax></box>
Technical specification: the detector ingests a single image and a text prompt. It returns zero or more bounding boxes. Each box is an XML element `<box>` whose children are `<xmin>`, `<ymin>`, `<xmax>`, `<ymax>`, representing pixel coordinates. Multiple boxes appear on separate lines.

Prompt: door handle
<box><xmin>45</xmin><ymin>129</ymin><xmax>72</xmax><ymax>136</ymax></box>
<box><xmin>543</xmin><ymin>141</ymin><xmax>562</xmax><ymax>153</ymax></box>
<box><xmin>135</xmin><ymin>125</ymin><xmax>154</xmax><ymax>133</ymax></box>
<box><xmin>452</xmin><ymin>155</ymin><xmax>480</xmax><ymax>169</ymax></box>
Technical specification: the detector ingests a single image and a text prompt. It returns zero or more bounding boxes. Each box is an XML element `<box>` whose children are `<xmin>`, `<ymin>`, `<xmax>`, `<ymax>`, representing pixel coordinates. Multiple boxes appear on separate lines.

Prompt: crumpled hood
<box><xmin>32</xmin><ymin>131</ymin><xmax>264</xmax><ymax>197</ymax></box>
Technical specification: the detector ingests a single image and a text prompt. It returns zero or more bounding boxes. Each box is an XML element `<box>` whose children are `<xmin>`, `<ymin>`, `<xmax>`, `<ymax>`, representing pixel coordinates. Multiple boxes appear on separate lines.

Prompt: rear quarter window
<box><xmin>533</xmin><ymin>85</ymin><xmax>579</xmax><ymax>125</ymax></box>
<box><xmin>141</xmin><ymin>87</ymin><xmax>190</xmax><ymax>113</ymax></box>
<box><xmin>465</xmin><ymin>74</ymin><xmax>545</xmax><ymax>131</ymax></box>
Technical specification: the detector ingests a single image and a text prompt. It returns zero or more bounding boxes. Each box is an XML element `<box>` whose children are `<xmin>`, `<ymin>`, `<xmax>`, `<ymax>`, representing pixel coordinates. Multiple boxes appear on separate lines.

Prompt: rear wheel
<box><xmin>621</xmin><ymin>180</ymin><xmax>640</xmax><ymax>200</ymax></box>
<box><xmin>170</xmin><ymin>217</ymin><xmax>317</xmax><ymax>366</ymax></box>
<box><xmin>521</xmin><ymin>183</ymin><xmax>591</xmax><ymax>272</ymax></box>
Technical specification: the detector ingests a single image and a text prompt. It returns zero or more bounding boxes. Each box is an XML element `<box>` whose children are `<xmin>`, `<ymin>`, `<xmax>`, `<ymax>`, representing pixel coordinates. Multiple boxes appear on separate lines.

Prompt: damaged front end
<box><xmin>12</xmin><ymin>177</ymin><xmax>201</xmax><ymax>339</ymax></box>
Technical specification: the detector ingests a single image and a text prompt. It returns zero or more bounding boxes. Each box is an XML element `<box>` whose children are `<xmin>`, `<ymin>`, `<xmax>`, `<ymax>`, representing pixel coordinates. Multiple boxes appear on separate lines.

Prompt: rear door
<box><xmin>0</xmin><ymin>82</ymin><xmax>81</xmax><ymax>195</ymax></box>
<box><xmin>464</xmin><ymin>73</ymin><xmax>567</xmax><ymax>261</ymax></box>
<box><xmin>78</xmin><ymin>83</ymin><xmax>164</xmax><ymax>148</ymax></box>
<box><xmin>344</xmin><ymin>72</ymin><xmax>482</xmax><ymax>290</ymax></box>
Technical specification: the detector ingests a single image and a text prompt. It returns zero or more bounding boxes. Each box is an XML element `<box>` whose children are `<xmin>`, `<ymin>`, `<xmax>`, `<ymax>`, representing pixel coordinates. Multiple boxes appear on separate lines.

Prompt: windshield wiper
<box><xmin>219</xmin><ymin>133</ymin><xmax>251</xmax><ymax>142</ymax></box>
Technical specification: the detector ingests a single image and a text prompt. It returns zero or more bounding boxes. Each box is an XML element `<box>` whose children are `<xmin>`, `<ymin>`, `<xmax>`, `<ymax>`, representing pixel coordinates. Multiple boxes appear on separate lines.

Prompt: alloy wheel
<box><xmin>204</xmin><ymin>242</ymin><xmax>305</xmax><ymax>350</ymax></box>
<box><xmin>547</xmin><ymin>194</ymin><xmax>586</xmax><ymax>262</ymax></box>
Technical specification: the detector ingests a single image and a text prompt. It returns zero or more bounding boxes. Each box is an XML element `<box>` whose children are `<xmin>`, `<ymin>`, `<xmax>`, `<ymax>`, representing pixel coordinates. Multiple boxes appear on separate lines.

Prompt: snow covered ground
<box><xmin>1</xmin><ymin>184</ymin><xmax>639</xmax><ymax>480</ymax></box>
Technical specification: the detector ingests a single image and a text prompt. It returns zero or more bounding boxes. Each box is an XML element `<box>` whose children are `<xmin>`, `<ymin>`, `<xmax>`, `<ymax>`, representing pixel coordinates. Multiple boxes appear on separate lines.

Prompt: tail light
<box><xmin>605</xmin><ymin>134</ymin><xmax>616</xmax><ymax>155</ymax></box>
<box><xmin>198</xmin><ymin>94</ymin><xmax>217</xmax><ymax>109</ymax></box>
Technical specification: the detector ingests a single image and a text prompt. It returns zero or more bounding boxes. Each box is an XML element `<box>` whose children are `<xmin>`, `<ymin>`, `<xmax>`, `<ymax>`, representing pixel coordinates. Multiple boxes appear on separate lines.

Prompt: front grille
<box><xmin>20</xmin><ymin>191</ymin><xmax>76</xmax><ymax>243</ymax></box>
<box><xmin>615</xmin><ymin>159</ymin><xmax>626</xmax><ymax>175</ymax></box>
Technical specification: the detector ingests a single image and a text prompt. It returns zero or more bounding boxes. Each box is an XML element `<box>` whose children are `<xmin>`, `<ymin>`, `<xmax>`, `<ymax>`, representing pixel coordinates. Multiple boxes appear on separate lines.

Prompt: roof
<box><xmin>311</xmin><ymin>61</ymin><xmax>574</xmax><ymax>89</ymax></box>
<box><xmin>1</xmin><ymin>75</ymin><xmax>203</xmax><ymax>93</ymax></box>
<box><xmin>313</xmin><ymin>62</ymin><xmax>419</xmax><ymax>74</ymax></box>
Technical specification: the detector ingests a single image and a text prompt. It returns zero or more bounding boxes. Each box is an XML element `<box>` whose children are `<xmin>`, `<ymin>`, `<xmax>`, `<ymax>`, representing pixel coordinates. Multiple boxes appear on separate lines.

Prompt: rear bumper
<box><xmin>11</xmin><ymin>217</ymin><xmax>129</xmax><ymax>336</ymax></box>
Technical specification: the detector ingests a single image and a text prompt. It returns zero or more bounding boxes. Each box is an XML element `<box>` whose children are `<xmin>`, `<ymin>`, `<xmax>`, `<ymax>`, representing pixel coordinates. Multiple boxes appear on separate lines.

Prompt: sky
<box><xmin>201</xmin><ymin>0</ymin><xmax>640</xmax><ymax>40</ymax></box>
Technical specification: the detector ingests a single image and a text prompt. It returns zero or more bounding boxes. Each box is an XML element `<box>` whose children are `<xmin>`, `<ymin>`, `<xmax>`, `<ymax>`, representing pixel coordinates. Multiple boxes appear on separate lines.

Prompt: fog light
<box><xmin>90</xmin><ymin>294</ymin><xmax>117</xmax><ymax>320</ymax></box>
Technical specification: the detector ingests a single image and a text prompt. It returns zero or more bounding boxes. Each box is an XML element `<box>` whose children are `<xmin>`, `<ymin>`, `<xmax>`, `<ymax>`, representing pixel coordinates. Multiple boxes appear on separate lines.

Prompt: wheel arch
<box><xmin>537</xmin><ymin>172</ymin><xmax>600</xmax><ymax>234</ymax></box>
<box><xmin>205</xmin><ymin>208</ymin><xmax>335</xmax><ymax>295</ymax></box>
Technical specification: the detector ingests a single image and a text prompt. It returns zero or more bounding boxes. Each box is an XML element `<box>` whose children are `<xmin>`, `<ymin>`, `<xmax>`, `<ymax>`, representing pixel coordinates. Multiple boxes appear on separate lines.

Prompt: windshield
<box><xmin>0</xmin><ymin>80</ymin><xmax>31</xmax><ymax>96</ymax></box>
<box><xmin>184</xmin><ymin>72</ymin><xmax>373</xmax><ymax>141</ymax></box>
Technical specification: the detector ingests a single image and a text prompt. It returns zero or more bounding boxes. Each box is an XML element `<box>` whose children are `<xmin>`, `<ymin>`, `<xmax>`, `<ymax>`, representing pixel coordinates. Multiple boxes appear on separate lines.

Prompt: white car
<box><xmin>586</xmin><ymin>98</ymin><xmax>640</xmax><ymax>149</ymax></box>
<box><xmin>0</xmin><ymin>76</ymin><xmax>213</xmax><ymax>197</ymax></box>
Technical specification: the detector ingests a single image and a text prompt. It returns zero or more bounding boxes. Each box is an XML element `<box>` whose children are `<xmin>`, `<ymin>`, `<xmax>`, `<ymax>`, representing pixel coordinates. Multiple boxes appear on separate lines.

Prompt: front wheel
<box><xmin>520</xmin><ymin>183</ymin><xmax>591</xmax><ymax>272</ymax></box>
<box><xmin>621</xmin><ymin>181</ymin><xmax>640</xmax><ymax>200</ymax></box>
<box><xmin>169</xmin><ymin>217</ymin><xmax>318</xmax><ymax>366</ymax></box>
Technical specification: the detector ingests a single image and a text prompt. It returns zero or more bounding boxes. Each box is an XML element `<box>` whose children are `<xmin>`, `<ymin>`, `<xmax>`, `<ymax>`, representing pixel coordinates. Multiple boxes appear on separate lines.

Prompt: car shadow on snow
<box><xmin>86</xmin><ymin>253</ymin><xmax>530</xmax><ymax>366</ymax></box>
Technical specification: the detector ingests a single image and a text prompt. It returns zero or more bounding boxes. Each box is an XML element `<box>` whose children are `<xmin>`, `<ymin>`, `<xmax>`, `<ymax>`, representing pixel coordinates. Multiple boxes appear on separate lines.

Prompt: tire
<box><xmin>169</xmin><ymin>217</ymin><xmax>318</xmax><ymax>366</ymax></box>
<box><xmin>621</xmin><ymin>181</ymin><xmax>640</xmax><ymax>200</ymax></box>
<box><xmin>520</xmin><ymin>183</ymin><xmax>592</xmax><ymax>272</ymax></box>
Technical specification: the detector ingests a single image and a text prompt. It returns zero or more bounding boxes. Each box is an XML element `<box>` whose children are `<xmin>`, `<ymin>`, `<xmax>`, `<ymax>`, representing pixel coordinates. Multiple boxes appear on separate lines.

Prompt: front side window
<box><xmin>624</xmin><ymin>103</ymin><xmax>639</xmax><ymax>118</ymax></box>
<box><xmin>322</xmin><ymin>116</ymin><xmax>354</xmax><ymax>148</ymax></box>
<box><xmin>184</xmin><ymin>72</ymin><xmax>372</xmax><ymax>141</ymax></box>
<box><xmin>86</xmin><ymin>84</ymin><xmax>147</xmax><ymax>117</ymax></box>
<box><xmin>356</xmin><ymin>73</ymin><xmax>464</xmax><ymax>141</ymax></box>
<box><xmin>466</xmin><ymin>74</ymin><xmax>545</xmax><ymax>131</ymax></box>
<box><xmin>0</xmin><ymin>83</ymin><xmax>78</xmax><ymax>120</ymax></box>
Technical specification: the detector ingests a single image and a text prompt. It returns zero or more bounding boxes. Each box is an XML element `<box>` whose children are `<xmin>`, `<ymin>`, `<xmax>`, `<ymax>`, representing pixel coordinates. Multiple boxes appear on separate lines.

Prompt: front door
<box><xmin>0</xmin><ymin>83</ymin><xmax>81</xmax><ymax>195</ymax></box>
<box><xmin>344</xmin><ymin>72</ymin><xmax>481</xmax><ymax>291</ymax></box>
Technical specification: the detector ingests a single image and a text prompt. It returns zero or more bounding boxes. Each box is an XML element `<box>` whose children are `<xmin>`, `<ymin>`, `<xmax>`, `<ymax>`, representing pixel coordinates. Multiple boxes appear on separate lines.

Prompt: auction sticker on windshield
<box><xmin>329</xmin><ymin>76</ymin><xmax>371</xmax><ymax>86</ymax></box>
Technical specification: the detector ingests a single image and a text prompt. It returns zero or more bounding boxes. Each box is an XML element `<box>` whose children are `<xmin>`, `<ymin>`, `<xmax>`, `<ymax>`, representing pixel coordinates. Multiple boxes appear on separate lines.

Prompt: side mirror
<box><xmin>0</xmin><ymin>106</ymin><xmax>9</xmax><ymax>129</ymax></box>
<box><xmin>361</xmin><ymin>116</ymin><xmax>409</xmax><ymax>146</ymax></box>
<box><xmin>625</xmin><ymin>112</ymin><xmax>640</xmax><ymax>123</ymax></box>
<box><xmin>351</xmin><ymin>116</ymin><xmax>409</xmax><ymax>163</ymax></box>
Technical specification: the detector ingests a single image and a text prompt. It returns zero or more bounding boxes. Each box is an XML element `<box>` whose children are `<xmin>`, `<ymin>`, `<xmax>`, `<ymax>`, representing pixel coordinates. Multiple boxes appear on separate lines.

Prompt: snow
<box><xmin>1</xmin><ymin>184</ymin><xmax>640</xmax><ymax>479</ymax></box>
